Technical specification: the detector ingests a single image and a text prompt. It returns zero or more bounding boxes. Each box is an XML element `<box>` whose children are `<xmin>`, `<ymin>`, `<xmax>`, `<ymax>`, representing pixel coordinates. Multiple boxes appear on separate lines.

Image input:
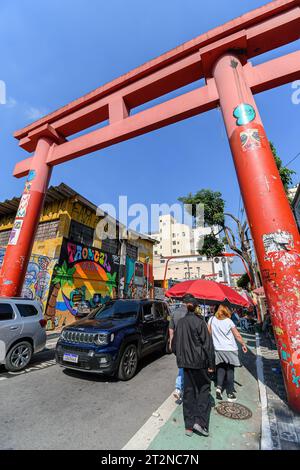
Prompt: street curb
<box><xmin>122</xmin><ymin>393</ymin><xmax>177</xmax><ymax>450</ymax></box>
<box><xmin>255</xmin><ymin>332</ymin><xmax>273</xmax><ymax>450</ymax></box>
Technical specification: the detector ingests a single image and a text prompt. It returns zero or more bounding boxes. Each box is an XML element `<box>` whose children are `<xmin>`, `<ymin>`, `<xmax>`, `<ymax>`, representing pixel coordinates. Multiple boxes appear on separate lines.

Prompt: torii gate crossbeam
<box><xmin>0</xmin><ymin>0</ymin><xmax>300</xmax><ymax>411</ymax></box>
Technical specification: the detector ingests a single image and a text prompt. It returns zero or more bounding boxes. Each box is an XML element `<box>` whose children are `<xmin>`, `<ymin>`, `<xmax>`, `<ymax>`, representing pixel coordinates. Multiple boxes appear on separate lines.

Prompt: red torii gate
<box><xmin>0</xmin><ymin>0</ymin><xmax>300</xmax><ymax>410</ymax></box>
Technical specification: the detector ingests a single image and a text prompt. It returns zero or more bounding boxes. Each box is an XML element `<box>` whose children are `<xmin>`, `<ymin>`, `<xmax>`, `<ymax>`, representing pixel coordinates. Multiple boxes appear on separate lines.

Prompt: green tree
<box><xmin>178</xmin><ymin>190</ymin><xmax>257</xmax><ymax>286</ymax></box>
<box><xmin>237</xmin><ymin>273</ymin><xmax>250</xmax><ymax>291</ymax></box>
<box><xmin>179</xmin><ymin>141</ymin><xmax>295</xmax><ymax>287</ymax></box>
<box><xmin>270</xmin><ymin>142</ymin><xmax>295</xmax><ymax>194</ymax></box>
<box><xmin>178</xmin><ymin>189</ymin><xmax>225</xmax><ymax>227</ymax></box>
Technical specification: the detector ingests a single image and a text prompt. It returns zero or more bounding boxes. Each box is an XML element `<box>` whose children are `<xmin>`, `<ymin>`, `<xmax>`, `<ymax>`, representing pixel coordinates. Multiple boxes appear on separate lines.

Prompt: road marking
<box><xmin>122</xmin><ymin>392</ymin><xmax>177</xmax><ymax>450</ymax></box>
<box><xmin>255</xmin><ymin>332</ymin><xmax>274</xmax><ymax>450</ymax></box>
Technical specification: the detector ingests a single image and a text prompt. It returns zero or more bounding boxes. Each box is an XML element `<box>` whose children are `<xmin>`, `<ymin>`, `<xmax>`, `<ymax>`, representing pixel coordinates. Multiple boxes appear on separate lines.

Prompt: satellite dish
<box><xmin>214</xmin><ymin>257</ymin><xmax>220</xmax><ymax>264</ymax></box>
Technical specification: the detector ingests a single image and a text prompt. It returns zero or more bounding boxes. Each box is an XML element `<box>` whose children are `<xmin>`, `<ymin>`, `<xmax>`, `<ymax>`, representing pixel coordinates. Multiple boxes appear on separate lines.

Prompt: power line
<box><xmin>284</xmin><ymin>151</ymin><xmax>300</xmax><ymax>168</ymax></box>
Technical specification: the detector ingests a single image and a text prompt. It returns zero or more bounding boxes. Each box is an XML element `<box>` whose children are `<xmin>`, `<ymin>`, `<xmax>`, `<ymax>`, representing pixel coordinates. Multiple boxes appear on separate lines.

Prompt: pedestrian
<box><xmin>168</xmin><ymin>302</ymin><xmax>187</xmax><ymax>402</ymax></box>
<box><xmin>207</xmin><ymin>304</ymin><xmax>248</xmax><ymax>402</ymax></box>
<box><xmin>172</xmin><ymin>302</ymin><xmax>215</xmax><ymax>437</ymax></box>
<box><xmin>231</xmin><ymin>308</ymin><xmax>240</xmax><ymax>327</ymax></box>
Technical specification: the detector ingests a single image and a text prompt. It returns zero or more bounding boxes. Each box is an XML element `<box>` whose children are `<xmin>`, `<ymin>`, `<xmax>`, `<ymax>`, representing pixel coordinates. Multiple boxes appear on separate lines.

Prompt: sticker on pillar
<box><xmin>233</xmin><ymin>103</ymin><xmax>256</xmax><ymax>126</ymax></box>
<box><xmin>16</xmin><ymin>194</ymin><xmax>31</xmax><ymax>218</ymax></box>
<box><xmin>24</xmin><ymin>181</ymin><xmax>32</xmax><ymax>194</ymax></box>
<box><xmin>27</xmin><ymin>170</ymin><xmax>36</xmax><ymax>182</ymax></box>
<box><xmin>263</xmin><ymin>231</ymin><xmax>294</xmax><ymax>254</ymax></box>
<box><xmin>240</xmin><ymin>129</ymin><xmax>261</xmax><ymax>152</ymax></box>
<box><xmin>8</xmin><ymin>220</ymin><xmax>23</xmax><ymax>246</ymax></box>
<box><xmin>292</xmin><ymin>350</ymin><xmax>300</xmax><ymax>365</ymax></box>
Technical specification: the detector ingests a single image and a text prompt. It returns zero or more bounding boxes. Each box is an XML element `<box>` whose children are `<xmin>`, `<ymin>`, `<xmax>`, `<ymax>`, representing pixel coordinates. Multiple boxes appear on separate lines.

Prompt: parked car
<box><xmin>56</xmin><ymin>299</ymin><xmax>170</xmax><ymax>380</ymax></box>
<box><xmin>0</xmin><ymin>298</ymin><xmax>47</xmax><ymax>372</ymax></box>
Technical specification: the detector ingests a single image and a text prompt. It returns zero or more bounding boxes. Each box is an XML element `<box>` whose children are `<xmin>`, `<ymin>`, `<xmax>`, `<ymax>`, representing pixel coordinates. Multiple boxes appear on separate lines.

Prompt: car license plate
<box><xmin>63</xmin><ymin>353</ymin><xmax>79</xmax><ymax>363</ymax></box>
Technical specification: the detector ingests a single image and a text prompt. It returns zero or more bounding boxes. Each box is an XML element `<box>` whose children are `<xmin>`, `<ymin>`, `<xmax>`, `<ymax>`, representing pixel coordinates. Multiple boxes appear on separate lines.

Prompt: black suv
<box><xmin>56</xmin><ymin>299</ymin><xmax>170</xmax><ymax>380</ymax></box>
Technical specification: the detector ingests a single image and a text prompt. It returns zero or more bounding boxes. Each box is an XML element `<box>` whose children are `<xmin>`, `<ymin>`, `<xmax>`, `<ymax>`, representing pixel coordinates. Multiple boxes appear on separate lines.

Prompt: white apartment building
<box><xmin>151</xmin><ymin>214</ymin><xmax>232</xmax><ymax>285</ymax></box>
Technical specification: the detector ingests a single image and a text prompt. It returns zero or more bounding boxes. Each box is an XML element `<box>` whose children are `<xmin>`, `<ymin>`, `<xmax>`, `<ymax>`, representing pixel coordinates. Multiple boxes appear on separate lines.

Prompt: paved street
<box><xmin>0</xmin><ymin>345</ymin><xmax>177</xmax><ymax>450</ymax></box>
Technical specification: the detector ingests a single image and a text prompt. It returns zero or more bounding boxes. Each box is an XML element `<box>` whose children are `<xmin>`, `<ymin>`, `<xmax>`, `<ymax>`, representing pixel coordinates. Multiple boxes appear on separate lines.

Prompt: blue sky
<box><xmin>0</xmin><ymin>0</ymin><xmax>299</xmax><ymax>271</ymax></box>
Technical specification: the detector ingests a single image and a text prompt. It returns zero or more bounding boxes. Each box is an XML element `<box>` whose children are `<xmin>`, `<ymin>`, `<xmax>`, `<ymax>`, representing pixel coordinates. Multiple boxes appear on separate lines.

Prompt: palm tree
<box><xmin>45</xmin><ymin>261</ymin><xmax>75</xmax><ymax>329</ymax></box>
<box><xmin>106</xmin><ymin>272</ymin><xmax>117</xmax><ymax>297</ymax></box>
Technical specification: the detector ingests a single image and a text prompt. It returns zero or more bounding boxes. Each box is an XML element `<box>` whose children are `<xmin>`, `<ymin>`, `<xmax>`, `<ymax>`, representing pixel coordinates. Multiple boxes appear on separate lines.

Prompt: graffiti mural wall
<box><xmin>125</xmin><ymin>257</ymin><xmax>153</xmax><ymax>299</ymax></box>
<box><xmin>0</xmin><ymin>248</ymin><xmax>56</xmax><ymax>312</ymax></box>
<box><xmin>45</xmin><ymin>239</ymin><xmax>120</xmax><ymax>329</ymax></box>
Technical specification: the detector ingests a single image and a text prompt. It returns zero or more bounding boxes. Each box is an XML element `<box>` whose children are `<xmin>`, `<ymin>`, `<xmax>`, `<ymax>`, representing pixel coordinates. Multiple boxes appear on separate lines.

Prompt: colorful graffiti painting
<box><xmin>45</xmin><ymin>240</ymin><xmax>120</xmax><ymax>329</ymax></box>
<box><xmin>125</xmin><ymin>257</ymin><xmax>153</xmax><ymax>299</ymax></box>
<box><xmin>0</xmin><ymin>249</ymin><xmax>56</xmax><ymax>312</ymax></box>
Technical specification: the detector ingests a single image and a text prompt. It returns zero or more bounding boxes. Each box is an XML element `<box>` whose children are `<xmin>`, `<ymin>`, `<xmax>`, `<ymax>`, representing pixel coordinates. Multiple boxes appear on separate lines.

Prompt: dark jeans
<box><xmin>216</xmin><ymin>363</ymin><xmax>235</xmax><ymax>394</ymax></box>
<box><xmin>183</xmin><ymin>368</ymin><xmax>211</xmax><ymax>430</ymax></box>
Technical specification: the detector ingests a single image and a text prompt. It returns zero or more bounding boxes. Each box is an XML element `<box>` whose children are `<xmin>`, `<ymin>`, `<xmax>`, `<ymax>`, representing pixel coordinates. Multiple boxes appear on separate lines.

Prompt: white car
<box><xmin>0</xmin><ymin>298</ymin><xmax>47</xmax><ymax>372</ymax></box>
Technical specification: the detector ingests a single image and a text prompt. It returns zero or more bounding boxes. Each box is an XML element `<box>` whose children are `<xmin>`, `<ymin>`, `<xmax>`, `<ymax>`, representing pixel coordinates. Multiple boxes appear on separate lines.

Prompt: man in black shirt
<box><xmin>169</xmin><ymin>303</ymin><xmax>188</xmax><ymax>401</ymax></box>
<box><xmin>172</xmin><ymin>302</ymin><xmax>215</xmax><ymax>437</ymax></box>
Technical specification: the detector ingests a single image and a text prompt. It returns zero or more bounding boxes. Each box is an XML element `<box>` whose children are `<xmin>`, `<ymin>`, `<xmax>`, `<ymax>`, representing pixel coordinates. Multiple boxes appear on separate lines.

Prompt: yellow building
<box><xmin>0</xmin><ymin>183</ymin><xmax>155</xmax><ymax>329</ymax></box>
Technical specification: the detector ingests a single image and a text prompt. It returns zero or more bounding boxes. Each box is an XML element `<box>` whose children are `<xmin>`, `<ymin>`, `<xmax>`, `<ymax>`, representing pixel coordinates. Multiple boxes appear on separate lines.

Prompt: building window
<box><xmin>154</xmin><ymin>251</ymin><xmax>158</xmax><ymax>255</ymax></box>
<box><xmin>173</xmin><ymin>249</ymin><xmax>176</xmax><ymax>253</ymax></box>
<box><xmin>219</xmin><ymin>271</ymin><xmax>223</xmax><ymax>277</ymax></box>
<box><xmin>197</xmin><ymin>257</ymin><xmax>202</xmax><ymax>261</ymax></box>
<box><xmin>69</xmin><ymin>220</ymin><xmax>94</xmax><ymax>246</ymax></box>
<box><xmin>0</xmin><ymin>230</ymin><xmax>11</xmax><ymax>246</ymax></box>
<box><xmin>160</xmin><ymin>260</ymin><xmax>165</xmax><ymax>264</ymax></box>
<box><xmin>182</xmin><ymin>233</ymin><xmax>185</xmax><ymax>236</ymax></box>
<box><xmin>172</xmin><ymin>241</ymin><xmax>176</xmax><ymax>245</ymax></box>
<box><xmin>101</xmin><ymin>238</ymin><xmax>118</xmax><ymax>254</ymax></box>
<box><xmin>126</xmin><ymin>243</ymin><xmax>138</xmax><ymax>260</ymax></box>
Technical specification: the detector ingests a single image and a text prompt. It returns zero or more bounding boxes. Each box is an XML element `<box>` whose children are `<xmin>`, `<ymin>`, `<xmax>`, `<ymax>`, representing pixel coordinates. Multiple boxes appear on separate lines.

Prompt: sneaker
<box><xmin>216</xmin><ymin>387</ymin><xmax>223</xmax><ymax>400</ymax></box>
<box><xmin>193</xmin><ymin>423</ymin><xmax>209</xmax><ymax>437</ymax></box>
<box><xmin>185</xmin><ymin>429</ymin><xmax>193</xmax><ymax>437</ymax></box>
<box><xmin>227</xmin><ymin>393</ymin><xmax>237</xmax><ymax>402</ymax></box>
<box><xmin>173</xmin><ymin>389</ymin><xmax>181</xmax><ymax>400</ymax></box>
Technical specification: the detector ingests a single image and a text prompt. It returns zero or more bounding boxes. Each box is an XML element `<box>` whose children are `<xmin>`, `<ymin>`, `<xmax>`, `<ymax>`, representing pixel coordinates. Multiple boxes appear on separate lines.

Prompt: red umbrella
<box><xmin>239</xmin><ymin>290</ymin><xmax>255</xmax><ymax>306</ymax></box>
<box><xmin>165</xmin><ymin>279</ymin><xmax>251</xmax><ymax>308</ymax></box>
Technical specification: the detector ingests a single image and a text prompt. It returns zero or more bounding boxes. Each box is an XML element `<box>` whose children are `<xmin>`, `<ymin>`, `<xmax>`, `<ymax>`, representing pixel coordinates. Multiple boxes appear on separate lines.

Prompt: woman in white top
<box><xmin>208</xmin><ymin>304</ymin><xmax>247</xmax><ymax>402</ymax></box>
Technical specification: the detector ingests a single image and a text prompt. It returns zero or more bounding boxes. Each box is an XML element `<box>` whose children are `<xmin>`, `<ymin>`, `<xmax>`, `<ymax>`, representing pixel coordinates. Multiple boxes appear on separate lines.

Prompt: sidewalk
<box><xmin>149</xmin><ymin>331</ymin><xmax>261</xmax><ymax>450</ymax></box>
<box><xmin>131</xmin><ymin>330</ymin><xmax>300</xmax><ymax>450</ymax></box>
<box><xmin>258</xmin><ymin>334</ymin><xmax>300</xmax><ymax>450</ymax></box>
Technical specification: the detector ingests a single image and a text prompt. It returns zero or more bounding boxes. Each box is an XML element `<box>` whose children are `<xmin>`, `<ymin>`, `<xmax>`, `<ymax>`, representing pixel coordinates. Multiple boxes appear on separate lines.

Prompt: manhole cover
<box><xmin>215</xmin><ymin>402</ymin><xmax>252</xmax><ymax>420</ymax></box>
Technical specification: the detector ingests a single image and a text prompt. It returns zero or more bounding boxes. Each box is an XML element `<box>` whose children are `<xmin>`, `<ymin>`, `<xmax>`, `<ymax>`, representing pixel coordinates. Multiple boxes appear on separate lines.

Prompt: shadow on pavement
<box><xmin>62</xmin><ymin>349</ymin><xmax>169</xmax><ymax>383</ymax></box>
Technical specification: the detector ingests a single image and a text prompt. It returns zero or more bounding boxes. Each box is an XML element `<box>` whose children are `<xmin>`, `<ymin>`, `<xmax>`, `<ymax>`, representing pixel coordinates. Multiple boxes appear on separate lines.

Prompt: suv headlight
<box><xmin>94</xmin><ymin>333</ymin><xmax>114</xmax><ymax>345</ymax></box>
<box><xmin>60</xmin><ymin>329</ymin><xmax>66</xmax><ymax>340</ymax></box>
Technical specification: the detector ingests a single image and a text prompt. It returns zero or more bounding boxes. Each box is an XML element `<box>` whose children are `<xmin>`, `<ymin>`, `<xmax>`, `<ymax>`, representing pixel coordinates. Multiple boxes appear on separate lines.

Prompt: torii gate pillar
<box><xmin>0</xmin><ymin>126</ymin><xmax>64</xmax><ymax>297</ymax></box>
<box><xmin>213</xmin><ymin>53</ymin><xmax>300</xmax><ymax>411</ymax></box>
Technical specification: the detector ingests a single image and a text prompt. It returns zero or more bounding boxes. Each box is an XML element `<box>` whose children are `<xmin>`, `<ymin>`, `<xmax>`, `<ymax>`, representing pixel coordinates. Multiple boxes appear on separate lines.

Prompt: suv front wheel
<box><xmin>117</xmin><ymin>344</ymin><xmax>138</xmax><ymax>381</ymax></box>
<box><xmin>5</xmin><ymin>341</ymin><xmax>33</xmax><ymax>372</ymax></box>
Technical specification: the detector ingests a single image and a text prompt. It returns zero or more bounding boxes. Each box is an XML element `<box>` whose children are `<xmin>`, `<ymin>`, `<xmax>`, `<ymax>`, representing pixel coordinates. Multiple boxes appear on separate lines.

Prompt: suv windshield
<box><xmin>88</xmin><ymin>300</ymin><xmax>140</xmax><ymax>320</ymax></box>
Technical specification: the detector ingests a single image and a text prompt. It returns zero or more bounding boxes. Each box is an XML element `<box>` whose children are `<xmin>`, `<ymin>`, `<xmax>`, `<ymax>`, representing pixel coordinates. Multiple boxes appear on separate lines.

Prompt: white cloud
<box><xmin>25</xmin><ymin>106</ymin><xmax>48</xmax><ymax>120</ymax></box>
<box><xmin>6</xmin><ymin>97</ymin><xmax>17</xmax><ymax>108</ymax></box>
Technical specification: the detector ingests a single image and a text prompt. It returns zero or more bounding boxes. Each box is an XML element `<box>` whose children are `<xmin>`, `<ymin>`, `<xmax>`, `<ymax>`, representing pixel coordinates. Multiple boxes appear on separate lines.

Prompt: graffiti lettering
<box><xmin>67</xmin><ymin>242</ymin><xmax>112</xmax><ymax>272</ymax></box>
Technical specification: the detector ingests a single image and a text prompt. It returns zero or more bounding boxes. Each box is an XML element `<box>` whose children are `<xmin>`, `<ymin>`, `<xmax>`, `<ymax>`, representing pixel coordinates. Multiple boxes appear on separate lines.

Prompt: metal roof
<box><xmin>0</xmin><ymin>182</ymin><xmax>155</xmax><ymax>243</ymax></box>
<box><xmin>0</xmin><ymin>183</ymin><xmax>96</xmax><ymax>216</ymax></box>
